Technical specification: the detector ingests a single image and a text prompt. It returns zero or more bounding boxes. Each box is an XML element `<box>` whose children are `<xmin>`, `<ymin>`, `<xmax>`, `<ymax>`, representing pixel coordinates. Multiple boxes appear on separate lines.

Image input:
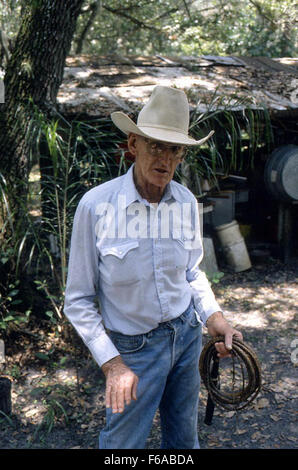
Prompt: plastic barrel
<box><xmin>264</xmin><ymin>145</ymin><xmax>298</xmax><ymax>202</ymax></box>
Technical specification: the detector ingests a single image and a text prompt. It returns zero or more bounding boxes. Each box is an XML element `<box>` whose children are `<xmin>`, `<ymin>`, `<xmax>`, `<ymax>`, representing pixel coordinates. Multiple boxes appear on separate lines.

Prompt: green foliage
<box><xmin>33</xmin><ymin>398</ymin><xmax>68</xmax><ymax>439</ymax></box>
<box><xmin>206</xmin><ymin>271</ymin><xmax>224</xmax><ymax>284</ymax></box>
<box><xmin>0</xmin><ymin>107</ymin><xmax>132</xmax><ymax>328</ymax></box>
<box><xmin>0</xmin><ymin>173</ymin><xmax>32</xmax><ymax>331</ymax></box>
<box><xmin>175</xmin><ymin>90</ymin><xmax>273</xmax><ymax>195</ymax></box>
<box><xmin>71</xmin><ymin>0</ymin><xmax>297</xmax><ymax>57</ymax></box>
<box><xmin>2</xmin><ymin>113</ymin><xmax>129</xmax><ymax>323</ymax></box>
<box><xmin>1</xmin><ymin>1</ymin><xmax>296</xmax><ymax>60</ymax></box>
<box><xmin>0</xmin><ymin>0</ymin><xmax>22</xmax><ymax>40</ymax></box>
<box><xmin>0</xmin><ymin>278</ymin><xmax>31</xmax><ymax>331</ymax></box>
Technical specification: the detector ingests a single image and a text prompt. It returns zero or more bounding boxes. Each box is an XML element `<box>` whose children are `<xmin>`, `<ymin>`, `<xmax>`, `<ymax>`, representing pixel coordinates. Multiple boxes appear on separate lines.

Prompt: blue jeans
<box><xmin>99</xmin><ymin>301</ymin><xmax>202</xmax><ymax>449</ymax></box>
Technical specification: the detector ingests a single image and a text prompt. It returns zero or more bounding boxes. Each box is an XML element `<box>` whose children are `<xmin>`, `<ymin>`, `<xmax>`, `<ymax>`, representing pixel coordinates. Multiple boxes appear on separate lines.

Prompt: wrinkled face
<box><xmin>127</xmin><ymin>133</ymin><xmax>185</xmax><ymax>190</ymax></box>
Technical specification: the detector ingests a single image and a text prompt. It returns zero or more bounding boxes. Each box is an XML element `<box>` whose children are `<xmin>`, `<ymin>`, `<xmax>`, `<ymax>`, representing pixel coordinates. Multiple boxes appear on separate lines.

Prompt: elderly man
<box><xmin>64</xmin><ymin>86</ymin><xmax>243</xmax><ymax>449</ymax></box>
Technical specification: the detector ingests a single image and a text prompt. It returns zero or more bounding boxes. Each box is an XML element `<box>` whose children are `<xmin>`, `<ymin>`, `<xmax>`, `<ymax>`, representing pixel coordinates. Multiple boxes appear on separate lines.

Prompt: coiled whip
<box><xmin>199</xmin><ymin>336</ymin><xmax>262</xmax><ymax>424</ymax></box>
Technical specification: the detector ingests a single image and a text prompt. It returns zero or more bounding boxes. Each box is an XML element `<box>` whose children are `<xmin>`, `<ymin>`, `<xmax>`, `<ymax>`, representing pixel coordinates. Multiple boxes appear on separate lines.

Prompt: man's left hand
<box><xmin>206</xmin><ymin>311</ymin><xmax>243</xmax><ymax>358</ymax></box>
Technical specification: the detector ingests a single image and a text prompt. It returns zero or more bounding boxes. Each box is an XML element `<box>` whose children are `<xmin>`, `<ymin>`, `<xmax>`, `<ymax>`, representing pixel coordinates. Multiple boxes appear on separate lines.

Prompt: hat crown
<box><xmin>137</xmin><ymin>86</ymin><xmax>189</xmax><ymax>134</ymax></box>
<box><xmin>110</xmin><ymin>85</ymin><xmax>214</xmax><ymax>146</ymax></box>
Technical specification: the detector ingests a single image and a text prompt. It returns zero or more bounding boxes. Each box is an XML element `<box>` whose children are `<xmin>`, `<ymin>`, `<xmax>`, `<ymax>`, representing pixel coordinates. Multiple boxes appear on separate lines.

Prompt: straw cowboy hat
<box><xmin>111</xmin><ymin>85</ymin><xmax>214</xmax><ymax>146</ymax></box>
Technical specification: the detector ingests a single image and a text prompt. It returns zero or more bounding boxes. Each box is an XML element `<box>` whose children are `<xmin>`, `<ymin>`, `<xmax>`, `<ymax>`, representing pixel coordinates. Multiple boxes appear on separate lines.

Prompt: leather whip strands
<box><xmin>199</xmin><ymin>336</ymin><xmax>262</xmax><ymax>411</ymax></box>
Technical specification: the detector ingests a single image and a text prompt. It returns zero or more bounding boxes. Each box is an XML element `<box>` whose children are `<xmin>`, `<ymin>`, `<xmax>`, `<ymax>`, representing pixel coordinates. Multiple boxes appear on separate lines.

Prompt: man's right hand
<box><xmin>101</xmin><ymin>355</ymin><xmax>139</xmax><ymax>414</ymax></box>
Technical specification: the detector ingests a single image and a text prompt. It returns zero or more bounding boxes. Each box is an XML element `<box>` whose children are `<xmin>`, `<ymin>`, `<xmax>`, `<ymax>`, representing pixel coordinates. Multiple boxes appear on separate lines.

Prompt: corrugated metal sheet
<box><xmin>57</xmin><ymin>55</ymin><xmax>298</xmax><ymax>117</ymax></box>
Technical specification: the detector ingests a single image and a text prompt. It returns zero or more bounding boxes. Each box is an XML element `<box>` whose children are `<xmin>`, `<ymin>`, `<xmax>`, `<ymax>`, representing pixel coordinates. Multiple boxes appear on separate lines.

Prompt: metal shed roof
<box><xmin>57</xmin><ymin>54</ymin><xmax>298</xmax><ymax>118</ymax></box>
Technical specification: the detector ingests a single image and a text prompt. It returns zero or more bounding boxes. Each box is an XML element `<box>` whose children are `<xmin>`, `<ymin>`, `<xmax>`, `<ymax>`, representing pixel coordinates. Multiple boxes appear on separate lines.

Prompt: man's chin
<box><xmin>150</xmin><ymin>170</ymin><xmax>170</xmax><ymax>186</ymax></box>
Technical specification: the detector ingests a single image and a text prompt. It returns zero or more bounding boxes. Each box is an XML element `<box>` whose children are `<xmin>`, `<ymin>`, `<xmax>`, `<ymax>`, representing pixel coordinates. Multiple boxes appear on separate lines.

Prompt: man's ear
<box><xmin>127</xmin><ymin>133</ymin><xmax>138</xmax><ymax>157</ymax></box>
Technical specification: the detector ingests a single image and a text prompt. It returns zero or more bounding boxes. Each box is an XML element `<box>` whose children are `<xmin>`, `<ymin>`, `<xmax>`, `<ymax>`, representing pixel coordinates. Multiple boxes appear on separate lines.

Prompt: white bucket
<box><xmin>215</xmin><ymin>220</ymin><xmax>243</xmax><ymax>245</ymax></box>
<box><xmin>215</xmin><ymin>220</ymin><xmax>252</xmax><ymax>272</ymax></box>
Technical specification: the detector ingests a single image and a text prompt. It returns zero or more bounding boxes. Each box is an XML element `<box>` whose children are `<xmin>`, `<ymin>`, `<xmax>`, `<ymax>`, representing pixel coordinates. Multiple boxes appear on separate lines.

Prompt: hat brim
<box><xmin>111</xmin><ymin>112</ymin><xmax>214</xmax><ymax>147</ymax></box>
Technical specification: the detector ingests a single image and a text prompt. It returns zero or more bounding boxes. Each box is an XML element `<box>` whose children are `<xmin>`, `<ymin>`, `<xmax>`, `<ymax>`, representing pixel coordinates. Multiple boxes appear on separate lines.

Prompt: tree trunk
<box><xmin>0</xmin><ymin>0</ymin><xmax>84</xmax><ymax>207</ymax></box>
<box><xmin>0</xmin><ymin>377</ymin><xmax>12</xmax><ymax>415</ymax></box>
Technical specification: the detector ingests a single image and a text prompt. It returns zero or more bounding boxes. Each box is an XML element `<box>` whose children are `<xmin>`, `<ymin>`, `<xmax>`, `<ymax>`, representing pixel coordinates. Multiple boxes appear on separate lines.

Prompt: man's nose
<box><xmin>159</xmin><ymin>148</ymin><xmax>174</xmax><ymax>162</ymax></box>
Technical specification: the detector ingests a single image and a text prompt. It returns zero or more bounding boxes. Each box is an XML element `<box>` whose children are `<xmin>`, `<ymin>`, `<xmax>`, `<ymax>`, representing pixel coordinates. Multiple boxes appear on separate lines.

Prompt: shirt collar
<box><xmin>120</xmin><ymin>163</ymin><xmax>183</xmax><ymax>208</ymax></box>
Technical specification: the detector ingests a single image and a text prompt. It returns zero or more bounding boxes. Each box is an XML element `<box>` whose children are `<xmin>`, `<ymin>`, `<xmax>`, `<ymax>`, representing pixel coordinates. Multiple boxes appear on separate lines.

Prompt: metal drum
<box><xmin>264</xmin><ymin>145</ymin><xmax>298</xmax><ymax>201</ymax></box>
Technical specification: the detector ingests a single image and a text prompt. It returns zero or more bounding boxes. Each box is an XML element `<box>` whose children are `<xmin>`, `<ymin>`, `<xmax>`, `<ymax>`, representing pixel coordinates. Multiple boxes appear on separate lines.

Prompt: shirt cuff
<box><xmin>194</xmin><ymin>298</ymin><xmax>223</xmax><ymax>326</ymax></box>
<box><xmin>87</xmin><ymin>332</ymin><xmax>120</xmax><ymax>367</ymax></box>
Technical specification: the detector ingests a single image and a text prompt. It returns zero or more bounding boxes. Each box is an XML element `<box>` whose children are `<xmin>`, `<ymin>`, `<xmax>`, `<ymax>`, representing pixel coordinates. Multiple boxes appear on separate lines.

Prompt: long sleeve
<box><xmin>64</xmin><ymin>199</ymin><xmax>119</xmax><ymax>367</ymax></box>
<box><xmin>187</xmin><ymin>267</ymin><xmax>222</xmax><ymax>325</ymax></box>
<box><xmin>186</xmin><ymin>199</ymin><xmax>222</xmax><ymax>325</ymax></box>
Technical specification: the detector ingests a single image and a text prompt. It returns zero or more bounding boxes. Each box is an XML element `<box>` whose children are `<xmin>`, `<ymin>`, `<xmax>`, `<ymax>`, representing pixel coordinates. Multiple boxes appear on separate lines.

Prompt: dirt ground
<box><xmin>0</xmin><ymin>257</ymin><xmax>297</xmax><ymax>450</ymax></box>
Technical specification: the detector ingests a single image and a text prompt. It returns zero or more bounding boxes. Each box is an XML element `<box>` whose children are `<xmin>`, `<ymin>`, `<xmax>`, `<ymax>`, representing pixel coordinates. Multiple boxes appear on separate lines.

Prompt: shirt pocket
<box><xmin>170</xmin><ymin>237</ymin><xmax>192</xmax><ymax>270</ymax></box>
<box><xmin>99</xmin><ymin>240</ymin><xmax>141</xmax><ymax>286</ymax></box>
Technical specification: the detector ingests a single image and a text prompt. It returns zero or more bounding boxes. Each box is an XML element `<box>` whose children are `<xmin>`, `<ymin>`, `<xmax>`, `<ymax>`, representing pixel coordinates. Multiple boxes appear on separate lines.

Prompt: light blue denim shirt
<box><xmin>64</xmin><ymin>164</ymin><xmax>221</xmax><ymax>367</ymax></box>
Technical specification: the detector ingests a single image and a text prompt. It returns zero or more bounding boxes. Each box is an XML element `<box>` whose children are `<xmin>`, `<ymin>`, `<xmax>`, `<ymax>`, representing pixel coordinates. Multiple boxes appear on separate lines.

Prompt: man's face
<box><xmin>128</xmin><ymin>133</ymin><xmax>185</xmax><ymax>189</ymax></box>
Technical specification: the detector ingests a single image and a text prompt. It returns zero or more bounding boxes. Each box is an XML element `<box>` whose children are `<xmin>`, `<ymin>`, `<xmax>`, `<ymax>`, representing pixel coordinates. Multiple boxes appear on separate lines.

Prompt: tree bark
<box><xmin>0</xmin><ymin>0</ymin><xmax>84</xmax><ymax>200</ymax></box>
<box><xmin>0</xmin><ymin>377</ymin><xmax>12</xmax><ymax>415</ymax></box>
